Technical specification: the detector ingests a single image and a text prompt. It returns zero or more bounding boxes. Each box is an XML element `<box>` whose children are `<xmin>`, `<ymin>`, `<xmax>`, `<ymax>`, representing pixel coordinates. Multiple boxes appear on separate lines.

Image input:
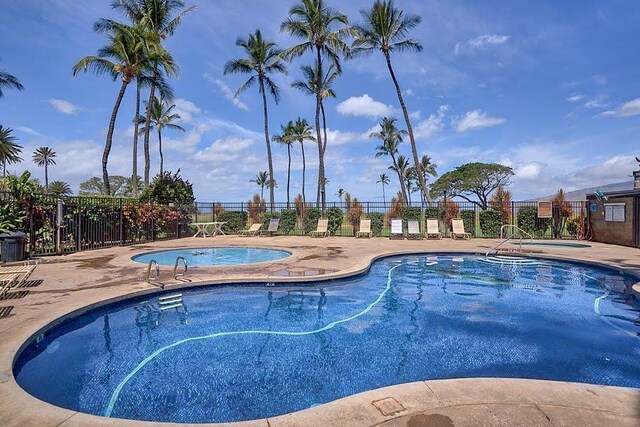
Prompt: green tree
<box><xmin>225</xmin><ymin>29</ymin><xmax>287</xmax><ymax>212</ymax></box>
<box><xmin>414</xmin><ymin>154</ymin><xmax>437</xmax><ymax>204</ymax></box>
<box><xmin>140</xmin><ymin>170</ymin><xmax>194</xmax><ymax>206</ymax></box>
<box><xmin>73</xmin><ymin>20</ymin><xmax>174</xmax><ymax>195</ymax></box>
<box><xmin>250</xmin><ymin>171</ymin><xmax>271</xmax><ymax>201</ymax></box>
<box><xmin>0</xmin><ymin>126</ymin><xmax>23</xmax><ymax>176</ymax></box>
<box><xmin>272</xmin><ymin>121</ymin><xmax>296</xmax><ymax>208</ymax></box>
<box><xmin>431</xmin><ymin>162</ymin><xmax>514</xmax><ymax>210</ymax></box>
<box><xmin>290</xmin><ymin>117</ymin><xmax>316</xmax><ymax>202</ymax></box>
<box><xmin>281</xmin><ymin>0</ymin><xmax>354</xmax><ymax>209</ymax></box>
<box><xmin>139</xmin><ymin>96</ymin><xmax>184</xmax><ymax>174</ymax></box>
<box><xmin>376</xmin><ymin>172</ymin><xmax>390</xmax><ymax>204</ymax></box>
<box><xmin>49</xmin><ymin>181</ymin><xmax>72</xmax><ymax>197</ymax></box>
<box><xmin>32</xmin><ymin>146</ymin><xmax>57</xmax><ymax>192</ymax></box>
<box><xmin>389</xmin><ymin>155</ymin><xmax>411</xmax><ymax>205</ymax></box>
<box><xmin>0</xmin><ymin>62</ymin><xmax>24</xmax><ymax>98</ymax></box>
<box><xmin>370</xmin><ymin>117</ymin><xmax>408</xmax><ymax>204</ymax></box>
<box><xmin>352</xmin><ymin>0</ymin><xmax>433</xmax><ymax>205</ymax></box>
<box><xmin>79</xmin><ymin>175</ymin><xmax>141</xmax><ymax>197</ymax></box>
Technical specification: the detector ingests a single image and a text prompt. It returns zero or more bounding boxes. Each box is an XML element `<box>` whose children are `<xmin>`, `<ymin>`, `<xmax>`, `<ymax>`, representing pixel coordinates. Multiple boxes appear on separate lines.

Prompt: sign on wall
<box><xmin>537</xmin><ymin>201</ymin><xmax>552</xmax><ymax>218</ymax></box>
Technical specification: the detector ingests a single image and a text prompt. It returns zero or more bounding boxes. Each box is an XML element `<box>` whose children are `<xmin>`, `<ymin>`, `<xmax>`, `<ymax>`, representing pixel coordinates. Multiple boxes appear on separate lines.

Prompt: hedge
<box><xmin>517</xmin><ymin>205</ymin><xmax>551</xmax><ymax>236</ymax></box>
<box><xmin>479</xmin><ymin>209</ymin><xmax>503</xmax><ymax>237</ymax></box>
<box><xmin>218</xmin><ymin>210</ymin><xmax>248</xmax><ymax>234</ymax></box>
<box><xmin>368</xmin><ymin>212</ymin><xmax>385</xmax><ymax>236</ymax></box>
<box><xmin>303</xmin><ymin>207</ymin><xmax>322</xmax><ymax>234</ymax></box>
<box><xmin>460</xmin><ymin>209</ymin><xmax>476</xmax><ymax>234</ymax></box>
<box><xmin>326</xmin><ymin>207</ymin><xmax>344</xmax><ymax>235</ymax></box>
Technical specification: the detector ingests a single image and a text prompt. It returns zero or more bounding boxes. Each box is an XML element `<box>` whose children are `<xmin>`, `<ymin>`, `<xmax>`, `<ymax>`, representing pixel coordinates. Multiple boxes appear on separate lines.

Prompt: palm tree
<box><xmin>352</xmin><ymin>0</ymin><xmax>433</xmax><ymax>205</ymax></box>
<box><xmin>417</xmin><ymin>154</ymin><xmax>437</xmax><ymax>203</ymax></box>
<box><xmin>290</xmin><ymin>117</ymin><xmax>315</xmax><ymax>202</ymax></box>
<box><xmin>49</xmin><ymin>181</ymin><xmax>72</xmax><ymax>197</ymax></box>
<box><xmin>0</xmin><ymin>126</ymin><xmax>22</xmax><ymax>176</ymax></box>
<box><xmin>336</xmin><ymin>188</ymin><xmax>345</xmax><ymax>202</ymax></box>
<box><xmin>389</xmin><ymin>155</ymin><xmax>411</xmax><ymax>205</ymax></box>
<box><xmin>109</xmin><ymin>0</ymin><xmax>195</xmax><ymax>187</ymax></box>
<box><xmin>404</xmin><ymin>166</ymin><xmax>417</xmax><ymax>205</ymax></box>
<box><xmin>139</xmin><ymin>96</ymin><xmax>184</xmax><ymax>174</ymax></box>
<box><xmin>32</xmin><ymin>147</ymin><xmax>57</xmax><ymax>192</ymax></box>
<box><xmin>272</xmin><ymin>121</ymin><xmax>295</xmax><ymax>208</ymax></box>
<box><xmin>291</xmin><ymin>61</ymin><xmax>338</xmax><ymax>203</ymax></box>
<box><xmin>0</xmin><ymin>63</ymin><xmax>24</xmax><ymax>98</ymax></box>
<box><xmin>376</xmin><ymin>173</ymin><xmax>390</xmax><ymax>204</ymax></box>
<box><xmin>73</xmin><ymin>21</ymin><xmax>173</xmax><ymax>195</ymax></box>
<box><xmin>225</xmin><ymin>30</ymin><xmax>287</xmax><ymax>212</ymax></box>
<box><xmin>370</xmin><ymin>117</ymin><xmax>408</xmax><ymax>204</ymax></box>
<box><xmin>281</xmin><ymin>0</ymin><xmax>354</xmax><ymax>209</ymax></box>
<box><xmin>250</xmin><ymin>171</ymin><xmax>271</xmax><ymax>201</ymax></box>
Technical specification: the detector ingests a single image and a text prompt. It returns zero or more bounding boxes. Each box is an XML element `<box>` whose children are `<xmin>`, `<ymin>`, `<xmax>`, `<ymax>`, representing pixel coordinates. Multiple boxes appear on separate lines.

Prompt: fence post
<box><xmin>28</xmin><ymin>195</ymin><xmax>34</xmax><ymax>256</ymax></box>
<box><xmin>56</xmin><ymin>199</ymin><xmax>63</xmax><ymax>255</ymax></box>
<box><xmin>150</xmin><ymin>201</ymin><xmax>155</xmax><ymax>241</ymax></box>
<box><xmin>119</xmin><ymin>198</ymin><xmax>124</xmax><ymax>245</ymax></box>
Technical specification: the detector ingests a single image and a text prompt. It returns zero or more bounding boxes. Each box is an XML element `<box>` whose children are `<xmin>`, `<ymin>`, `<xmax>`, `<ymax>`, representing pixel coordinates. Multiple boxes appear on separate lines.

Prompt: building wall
<box><xmin>587</xmin><ymin>195</ymin><xmax>638</xmax><ymax>247</ymax></box>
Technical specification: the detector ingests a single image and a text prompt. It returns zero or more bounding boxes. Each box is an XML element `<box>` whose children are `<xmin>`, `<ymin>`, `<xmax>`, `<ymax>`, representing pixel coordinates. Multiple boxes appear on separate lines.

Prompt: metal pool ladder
<box><xmin>486</xmin><ymin>225</ymin><xmax>533</xmax><ymax>256</ymax></box>
<box><xmin>146</xmin><ymin>259</ymin><xmax>160</xmax><ymax>283</ymax></box>
<box><xmin>173</xmin><ymin>256</ymin><xmax>188</xmax><ymax>280</ymax></box>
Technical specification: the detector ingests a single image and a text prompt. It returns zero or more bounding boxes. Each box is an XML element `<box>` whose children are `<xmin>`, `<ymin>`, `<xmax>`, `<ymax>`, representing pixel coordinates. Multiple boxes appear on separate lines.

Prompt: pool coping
<box><xmin>1</xmin><ymin>238</ymin><xmax>639</xmax><ymax>427</ymax></box>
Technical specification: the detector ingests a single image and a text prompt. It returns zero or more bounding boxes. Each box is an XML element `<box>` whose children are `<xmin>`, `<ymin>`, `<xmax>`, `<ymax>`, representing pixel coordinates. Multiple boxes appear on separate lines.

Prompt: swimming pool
<box><xmin>14</xmin><ymin>254</ymin><xmax>639</xmax><ymax>423</ymax></box>
<box><xmin>131</xmin><ymin>247</ymin><xmax>291</xmax><ymax>266</ymax></box>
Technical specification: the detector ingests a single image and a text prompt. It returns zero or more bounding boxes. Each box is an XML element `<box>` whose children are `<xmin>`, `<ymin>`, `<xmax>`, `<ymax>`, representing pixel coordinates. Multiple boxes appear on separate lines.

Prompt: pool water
<box><xmin>14</xmin><ymin>255</ymin><xmax>640</xmax><ymax>423</ymax></box>
<box><xmin>131</xmin><ymin>247</ymin><xmax>290</xmax><ymax>266</ymax></box>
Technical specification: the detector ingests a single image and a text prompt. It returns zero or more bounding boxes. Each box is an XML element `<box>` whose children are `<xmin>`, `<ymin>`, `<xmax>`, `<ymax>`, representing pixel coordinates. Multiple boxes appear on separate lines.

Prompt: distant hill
<box><xmin>533</xmin><ymin>181</ymin><xmax>634</xmax><ymax>201</ymax></box>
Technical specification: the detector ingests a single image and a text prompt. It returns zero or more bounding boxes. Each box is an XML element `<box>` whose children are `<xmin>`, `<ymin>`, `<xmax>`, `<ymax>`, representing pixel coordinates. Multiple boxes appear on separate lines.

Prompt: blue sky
<box><xmin>1</xmin><ymin>0</ymin><xmax>639</xmax><ymax>202</ymax></box>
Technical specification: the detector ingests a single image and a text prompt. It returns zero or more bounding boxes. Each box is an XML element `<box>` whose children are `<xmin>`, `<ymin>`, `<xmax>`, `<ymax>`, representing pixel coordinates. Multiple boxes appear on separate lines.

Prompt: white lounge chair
<box><xmin>426</xmin><ymin>219</ymin><xmax>442</xmax><ymax>240</ymax></box>
<box><xmin>355</xmin><ymin>219</ymin><xmax>372</xmax><ymax>238</ymax></box>
<box><xmin>0</xmin><ymin>273</ymin><xmax>20</xmax><ymax>299</ymax></box>
<box><xmin>451</xmin><ymin>218</ymin><xmax>471</xmax><ymax>240</ymax></box>
<box><xmin>407</xmin><ymin>220</ymin><xmax>423</xmax><ymax>239</ymax></box>
<box><xmin>310</xmin><ymin>218</ymin><xmax>329</xmax><ymax>238</ymax></box>
<box><xmin>238</xmin><ymin>223</ymin><xmax>262</xmax><ymax>237</ymax></box>
<box><xmin>259</xmin><ymin>218</ymin><xmax>280</xmax><ymax>236</ymax></box>
<box><xmin>390</xmin><ymin>219</ymin><xmax>404</xmax><ymax>239</ymax></box>
<box><xmin>0</xmin><ymin>264</ymin><xmax>37</xmax><ymax>288</ymax></box>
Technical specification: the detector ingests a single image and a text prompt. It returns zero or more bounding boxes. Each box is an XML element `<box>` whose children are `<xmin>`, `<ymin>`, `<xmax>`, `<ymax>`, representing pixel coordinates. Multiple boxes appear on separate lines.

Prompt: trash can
<box><xmin>0</xmin><ymin>232</ymin><xmax>26</xmax><ymax>263</ymax></box>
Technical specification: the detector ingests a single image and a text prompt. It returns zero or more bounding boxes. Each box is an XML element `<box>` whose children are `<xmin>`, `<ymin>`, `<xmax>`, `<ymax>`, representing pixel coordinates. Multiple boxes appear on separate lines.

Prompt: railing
<box><xmin>173</xmin><ymin>256</ymin><xmax>188</xmax><ymax>280</ymax></box>
<box><xmin>486</xmin><ymin>225</ymin><xmax>534</xmax><ymax>256</ymax></box>
<box><xmin>145</xmin><ymin>259</ymin><xmax>160</xmax><ymax>284</ymax></box>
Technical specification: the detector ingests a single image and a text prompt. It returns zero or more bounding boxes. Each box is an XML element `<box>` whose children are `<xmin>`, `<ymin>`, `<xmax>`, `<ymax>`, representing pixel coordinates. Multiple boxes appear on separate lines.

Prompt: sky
<box><xmin>1</xmin><ymin>0</ymin><xmax>639</xmax><ymax>202</ymax></box>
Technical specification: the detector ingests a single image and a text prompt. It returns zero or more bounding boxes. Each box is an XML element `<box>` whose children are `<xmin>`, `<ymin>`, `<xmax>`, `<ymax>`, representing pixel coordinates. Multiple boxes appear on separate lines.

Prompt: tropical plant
<box><xmin>290</xmin><ymin>118</ymin><xmax>315</xmax><ymax>202</ymax></box>
<box><xmin>370</xmin><ymin>117</ymin><xmax>408</xmax><ymax>204</ymax></box>
<box><xmin>0</xmin><ymin>203</ymin><xmax>25</xmax><ymax>233</ymax></box>
<box><xmin>344</xmin><ymin>192</ymin><xmax>364</xmax><ymax>233</ymax></box>
<box><xmin>376</xmin><ymin>173</ymin><xmax>390</xmax><ymax>204</ymax></box>
<box><xmin>388</xmin><ymin>155</ymin><xmax>411</xmax><ymax>205</ymax></box>
<box><xmin>440</xmin><ymin>199</ymin><xmax>460</xmax><ymax>231</ymax></box>
<box><xmin>225</xmin><ymin>30</ymin><xmax>287</xmax><ymax>212</ymax></box>
<box><xmin>489</xmin><ymin>185</ymin><xmax>512</xmax><ymax>224</ymax></box>
<box><xmin>32</xmin><ymin>146</ymin><xmax>57</xmax><ymax>192</ymax></box>
<box><xmin>335</xmin><ymin>188</ymin><xmax>345</xmax><ymax>202</ymax></box>
<box><xmin>250</xmin><ymin>171</ymin><xmax>271</xmax><ymax>201</ymax></box>
<box><xmin>0</xmin><ymin>125</ymin><xmax>23</xmax><ymax>176</ymax></box>
<box><xmin>281</xmin><ymin>0</ymin><xmax>354</xmax><ymax>209</ymax></box>
<box><xmin>368</xmin><ymin>211</ymin><xmax>385</xmax><ymax>236</ymax></box>
<box><xmin>49</xmin><ymin>181</ymin><xmax>72</xmax><ymax>197</ymax></box>
<box><xmin>139</xmin><ymin>170</ymin><xmax>195</xmax><ymax>206</ymax></box>
<box><xmin>352</xmin><ymin>0</ymin><xmax>433</xmax><ymax>205</ymax></box>
<box><xmin>551</xmin><ymin>189</ymin><xmax>573</xmax><ymax>239</ymax></box>
<box><xmin>0</xmin><ymin>62</ymin><xmax>24</xmax><ymax>98</ymax></box>
<box><xmin>326</xmin><ymin>206</ymin><xmax>343</xmax><ymax>234</ymax></box>
<box><xmin>272</xmin><ymin>121</ymin><xmax>295</xmax><ymax>208</ymax></box>
<box><xmin>387</xmin><ymin>190</ymin><xmax>404</xmax><ymax>224</ymax></box>
<box><xmin>139</xmin><ymin>96</ymin><xmax>184</xmax><ymax>174</ymax></box>
<box><xmin>416</xmin><ymin>154</ymin><xmax>437</xmax><ymax>202</ymax></box>
<box><xmin>247</xmin><ymin>193</ymin><xmax>266</xmax><ymax>224</ymax></box>
<box><xmin>431</xmin><ymin>162</ymin><xmax>514</xmax><ymax>210</ymax></box>
<box><xmin>2</xmin><ymin>171</ymin><xmax>37</xmax><ymax>200</ymax></box>
<box><xmin>109</xmin><ymin>0</ymin><xmax>195</xmax><ymax>187</ymax></box>
<box><xmin>404</xmin><ymin>166</ymin><xmax>417</xmax><ymax>205</ymax></box>
<box><xmin>73</xmin><ymin>20</ymin><xmax>175</xmax><ymax>195</ymax></box>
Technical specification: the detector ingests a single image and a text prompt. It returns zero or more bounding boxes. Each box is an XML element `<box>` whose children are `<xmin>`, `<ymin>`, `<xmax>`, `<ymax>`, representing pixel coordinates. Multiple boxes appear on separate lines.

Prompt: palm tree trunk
<box><xmin>2</xmin><ymin>160</ymin><xmax>5</xmax><ymax>177</ymax></box>
<box><xmin>384</xmin><ymin>51</ymin><xmax>433</xmax><ymax>207</ymax></box>
<box><xmin>300</xmin><ymin>139</ymin><xmax>306</xmax><ymax>203</ymax></box>
<box><xmin>44</xmin><ymin>164</ymin><xmax>48</xmax><ymax>192</ymax></box>
<box><xmin>103</xmin><ymin>80</ymin><xmax>129</xmax><ymax>195</ymax></box>
<box><xmin>158</xmin><ymin>128</ymin><xmax>163</xmax><ymax>174</ymax></box>
<box><xmin>390</xmin><ymin>153</ymin><xmax>408</xmax><ymax>205</ymax></box>
<box><xmin>258</xmin><ymin>76</ymin><xmax>275</xmax><ymax>212</ymax></box>
<box><xmin>132</xmin><ymin>80</ymin><xmax>141</xmax><ymax>196</ymax></box>
<box><xmin>286</xmin><ymin>144</ymin><xmax>291</xmax><ymax>209</ymax></box>
<box><xmin>143</xmin><ymin>82</ymin><xmax>156</xmax><ymax>186</ymax></box>
<box><xmin>315</xmin><ymin>47</ymin><xmax>324</xmax><ymax>208</ymax></box>
<box><xmin>382</xmin><ymin>183</ymin><xmax>386</xmax><ymax>205</ymax></box>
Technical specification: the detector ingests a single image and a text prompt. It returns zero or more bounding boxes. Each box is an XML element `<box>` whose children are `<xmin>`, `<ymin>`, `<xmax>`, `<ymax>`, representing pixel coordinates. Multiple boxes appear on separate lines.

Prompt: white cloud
<box><xmin>453</xmin><ymin>110</ymin><xmax>506</xmax><ymax>133</ymax></box>
<box><xmin>454</xmin><ymin>34</ymin><xmax>511</xmax><ymax>55</ymax></box>
<box><xmin>325</xmin><ymin>129</ymin><xmax>362</xmax><ymax>146</ymax></box>
<box><xmin>192</xmin><ymin>137</ymin><xmax>256</xmax><ymax>163</ymax></box>
<box><xmin>48</xmin><ymin>99</ymin><xmax>81</xmax><ymax>115</ymax></box>
<box><xmin>584</xmin><ymin>99</ymin><xmax>604</xmax><ymax>109</ymax></box>
<box><xmin>204</xmin><ymin>72</ymin><xmax>249</xmax><ymax>111</ymax></box>
<box><xmin>415</xmin><ymin>105</ymin><xmax>448</xmax><ymax>139</ymax></box>
<box><xmin>565</xmin><ymin>94</ymin><xmax>584</xmax><ymax>102</ymax></box>
<box><xmin>516</xmin><ymin>162</ymin><xmax>546</xmax><ymax>180</ymax></box>
<box><xmin>336</xmin><ymin>94</ymin><xmax>394</xmax><ymax>118</ymax></box>
<box><xmin>601</xmin><ymin>98</ymin><xmax>640</xmax><ymax>117</ymax></box>
<box><xmin>15</xmin><ymin>126</ymin><xmax>45</xmax><ymax>137</ymax></box>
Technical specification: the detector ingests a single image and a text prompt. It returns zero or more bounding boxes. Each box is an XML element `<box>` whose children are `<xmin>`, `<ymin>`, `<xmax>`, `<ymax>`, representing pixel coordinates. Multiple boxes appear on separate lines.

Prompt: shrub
<box><xmin>424</xmin><ymin>207</ymin><xmax>439</xmax><ymax>219</ymax></box>
<box><xmin>489</xmin><ymin>185</ymin><xmax>512</xmax><ymax>224</ymax></box>
<box><xmin>326</xmin><ymin>207</ymin><xmax>344</xmax><ymax>235</ymax></box>
<box><xmin>139</xmin><ymin>170</ymin><xmax>195</xmax><ymax>207</ymax></box>
<box><xmin>551</xmin><ymin>189</ymin><xmax>573</xmax><ymax>238</ymax></box>
<box><xmin>247</xmin><ymin>194</ymin><xmax>266</xmax><ymax>224</ymax></box>
<box><xmin>279</xmin><ymin>209</ymin><xmax>297</xmax><ymax>235</ymax></box>
<box><xmin>218</xmin><ymin>210</ymin><xmax>247</xmax><ymax>233</ymax></box>
<box><xmin>566</xmin><ymin>215</ymin><xmax>580</xmax><ymax>237</ymax></box>
<box><xmin>439</xmin><ymin>200</ymin><xmax>460</xmax><ymax>229</ymax></box>
<box><xmin>368</xmin><ymin>212</ymin><xmax>384</xmax><ymax>237</ymax></box>
<box><xmin>303</xmin><ymin>207</ymin><xmax>322</xmax><ymax>234</ymax></box>
<box><xmin>387</xmin><ymin>191</ymin><xmax>404</xmax><ymax>225</ymax></box>
<box><xmin>401</xmin><ymin>207</ymin><xmax>421</xmax><ymax>221</ymax></box>
<box><xmin>344</xmin><ymin>193</ymin><xmax>364</xmax><ymax>233</ymax></box>
<box><xmin>517</xmin><ymin>205</ymin><xmax>550</xmax><ymax>236</ymax></box>
<box><xmin>479</xmin><ymin>209</ymin><xmax>503</xmax><ymax>237</ymax></box>
<box><xmin>460</xmin><ymin>209</ymin><xmax>476</xmax><ymax>234</ymax></box>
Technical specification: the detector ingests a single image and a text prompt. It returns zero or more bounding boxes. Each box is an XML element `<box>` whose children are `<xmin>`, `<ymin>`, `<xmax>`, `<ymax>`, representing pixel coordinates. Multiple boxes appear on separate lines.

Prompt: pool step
<box><xmin>159</xmin><ymin>293</ymin><xmax>184</xmax><ymax>311</ymax></box>
<box><xmin>479</xmin><ymin>255</ymin><xmax>544</xmax><ymax>266</ymax></box>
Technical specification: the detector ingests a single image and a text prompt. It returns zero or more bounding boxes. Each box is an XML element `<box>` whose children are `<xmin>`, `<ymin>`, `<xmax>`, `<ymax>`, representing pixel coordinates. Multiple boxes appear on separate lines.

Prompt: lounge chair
<box><xmin>309</xmin><ymin>218</ymin><xmax>329</xmax><ymax>238</ymax></box>
<box><xmin>259</xmin><ymin>218</ymin><xmax>280</xmax><ymax>236</ymax></box>
<box><xmin>0</xmin><ymin>273</ymin><xmax>20</xmax><ymax>299</ymax></box>
<box><xmin>451</xmin><ymin>218</ymin><xmax>471</xmax><ymax>240</ymax></box>
<box><xmin>238</xmin><ymin>223</ymin><xmax>262</xmax><ymax>237</ymax></box>
<box><xmin>0</xmin><ymin>264</ymin><xmax>36</xmax><ymax>288</ymax></box>
<box><xmin>355</xmin><ymin>219</ymin><xmax>372</xmax><ymax>238</ymax></box>
<box><xmin>426</xmin><ymin>219</ymin><xmax>442</xmax><ymax>240</ymax></box>
<box><xmin>390</xmin><ymin>219</ymin><xmax>404</xmax><ymax>239</ymax></box>
<box><xmin>407</xmin><ymin>220</ymin><xmax>423</xmax><ymax>239</ymax></box>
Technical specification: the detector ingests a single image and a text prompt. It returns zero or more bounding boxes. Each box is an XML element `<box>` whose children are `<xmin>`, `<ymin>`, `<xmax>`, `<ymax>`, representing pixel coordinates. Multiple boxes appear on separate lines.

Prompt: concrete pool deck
<box><xmin>0</xmin><ymin>236</ymin><xmax>638</xmax><ymax>426</ymax></box>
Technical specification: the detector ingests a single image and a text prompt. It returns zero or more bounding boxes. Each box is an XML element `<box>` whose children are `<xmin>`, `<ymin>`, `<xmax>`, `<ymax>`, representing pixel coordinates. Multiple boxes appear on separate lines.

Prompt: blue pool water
<box><xmin>131</xmin><ymin>247</ymin><xmax>290</xmax><ymax>266</ymax></box>
<box><xmin>14</xmin><ymin>254</ymin><xmax>640</xmax><ymax>423</ymax></box>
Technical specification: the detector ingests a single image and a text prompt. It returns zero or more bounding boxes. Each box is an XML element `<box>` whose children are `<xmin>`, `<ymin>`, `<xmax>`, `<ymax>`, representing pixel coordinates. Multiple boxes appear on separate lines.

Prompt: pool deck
<box><xmin>0</xmin><ymin>236</ymin><xmax>638</xmax><ymax>427</ymax></box>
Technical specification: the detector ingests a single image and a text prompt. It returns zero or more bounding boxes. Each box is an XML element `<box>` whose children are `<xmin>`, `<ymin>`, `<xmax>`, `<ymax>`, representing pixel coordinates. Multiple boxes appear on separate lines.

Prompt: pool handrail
<box><xmin>173</xmin><ymin>256</ymin><xmax>188</xmax><ymax>280</ymax></box>
<box><xmin>486</xmin><ymin>225</ymin><xmax>534</xmax><ymax>256</ymax></box>
<box><xmin>146</xmin><ymin>259</ymin><xmax>160</xmax><ymax>284</ymax></box>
